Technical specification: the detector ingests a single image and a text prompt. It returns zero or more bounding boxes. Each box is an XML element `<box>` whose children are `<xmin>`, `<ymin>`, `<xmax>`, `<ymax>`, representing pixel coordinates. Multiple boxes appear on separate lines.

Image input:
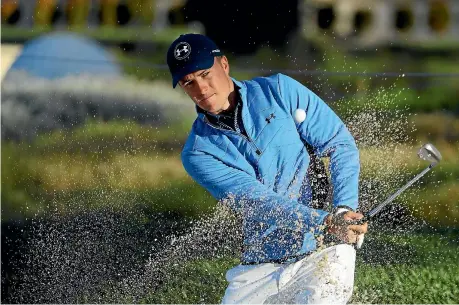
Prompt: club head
<box><xmin>418</xmin><ymin>143</ymin><xmax>442</xmax><ymax>164</ymax></box>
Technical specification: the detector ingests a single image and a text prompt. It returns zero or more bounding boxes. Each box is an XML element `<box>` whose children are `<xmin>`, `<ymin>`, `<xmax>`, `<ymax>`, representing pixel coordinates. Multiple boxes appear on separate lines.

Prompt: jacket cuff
<box><xmin>298</xmin><ymin>209</ymin><xmax>330</xmax><ymax>255</ymax></box>
<box><xmin>332</xmin><ymin>205</ymin><xmax>355</xmax><ymax>214</ymax></box>
<box><xmin>311</xmin><ymin>209</ymin><xmax>330</xmax><ymax>236</ymax></box>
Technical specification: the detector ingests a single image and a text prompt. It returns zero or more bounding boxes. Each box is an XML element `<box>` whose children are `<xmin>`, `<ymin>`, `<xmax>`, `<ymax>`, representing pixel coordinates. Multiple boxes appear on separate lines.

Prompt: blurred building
<box><xmin>301</xmin><ymin>0</ymin><xmax>459</xmax><ymax>47</ymax></box>
<box><xmin>1</xmin><ymin>0</ymin><xmax>458</xmax><ymax>51</ymax></box>
<box><xmin>1</xmin><ymin>0</ymin><xmax>158</xmax><ymax>28</ymax></box>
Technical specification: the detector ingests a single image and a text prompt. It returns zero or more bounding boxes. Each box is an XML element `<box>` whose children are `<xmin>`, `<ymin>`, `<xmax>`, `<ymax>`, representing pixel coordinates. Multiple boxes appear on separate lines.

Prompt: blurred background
<box><xmin>1</xmin><ymin>0</ymin><xmax>458</xmax><ymax>304</ymax></box>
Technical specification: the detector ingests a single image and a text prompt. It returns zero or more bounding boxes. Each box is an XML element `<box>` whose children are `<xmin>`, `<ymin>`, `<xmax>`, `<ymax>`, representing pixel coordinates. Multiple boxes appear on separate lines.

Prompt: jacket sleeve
<box><xmin>182</xmin><ymin>149</ymin><xmax>330</xmax><ymax>235</ymax></box>
<box><xmin>277</xmin><ymin>73</ymin><xmax>360</xmax><ymax>211</ymax></box>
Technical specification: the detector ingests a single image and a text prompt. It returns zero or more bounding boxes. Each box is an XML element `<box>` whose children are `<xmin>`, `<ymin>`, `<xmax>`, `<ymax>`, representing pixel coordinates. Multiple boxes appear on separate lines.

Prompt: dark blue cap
<box><xmin>167</xmin><ymin>33</ymin><xmax>223</xmax><ymax>88</ymax></box>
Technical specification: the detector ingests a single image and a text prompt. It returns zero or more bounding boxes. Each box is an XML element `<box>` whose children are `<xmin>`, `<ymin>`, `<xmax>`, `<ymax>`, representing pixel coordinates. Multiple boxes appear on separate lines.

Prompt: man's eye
<box><xmin>184</xmin><ymin>80</ymin><xmax>192</xmax><ymax>87</ymax></box>
<box><xmin>202</xmin><ymin>71</ymin><xmax>210</xmax><ymax>77</ymax></box>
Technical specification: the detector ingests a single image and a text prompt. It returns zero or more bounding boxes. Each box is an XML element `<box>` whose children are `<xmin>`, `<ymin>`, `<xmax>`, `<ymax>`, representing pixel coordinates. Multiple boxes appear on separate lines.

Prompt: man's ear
<box><xmin>220</xmin><ymin>56</ymin><xmax>230</xmax><ymax>74</ymax></box>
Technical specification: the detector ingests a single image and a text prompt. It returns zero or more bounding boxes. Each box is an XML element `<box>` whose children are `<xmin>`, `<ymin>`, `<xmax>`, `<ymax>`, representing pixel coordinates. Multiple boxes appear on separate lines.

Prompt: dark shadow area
<box><xmin>51</xmin><ymin>8</ymin><xmax>62</xmax><ymax>25</ymax></box>
<box><xmin>170</xmin><ymin>0</ymin><xmax>299</xmax><ymax>55</ymax></box>
<box><xmin>353</xmin><ymin>10</ymin><xmax>372</xmax><ymax>35</ymax></box>
<box><xmin>5</xmin><ymin>8</ymin><xmax>21</xmax><ymax>25</ymax></box>
<box><xmin>317</xmin><ymin>7</ymin><xmax>335</xmax><ymax>30</ymax></box>
<box><xmin>116</xmin><ymin>4</ymin><xmax>131</xmax><ymax>26</ymax></box>
<box><xmin>395</xmin><ymin>9</ymin><xmax>413</xmax><ymax>31</ymax></box>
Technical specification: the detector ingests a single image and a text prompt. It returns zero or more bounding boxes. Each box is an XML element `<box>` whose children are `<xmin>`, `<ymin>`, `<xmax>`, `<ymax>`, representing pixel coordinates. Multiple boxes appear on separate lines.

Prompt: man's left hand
<box><xmin>324</xmin><ymin>211</ymin><xmax>368</xmax><ymax>244</ymax></box>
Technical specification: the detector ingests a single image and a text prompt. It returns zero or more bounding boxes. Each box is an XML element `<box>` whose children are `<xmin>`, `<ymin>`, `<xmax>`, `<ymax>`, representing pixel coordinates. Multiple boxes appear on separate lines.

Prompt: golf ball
<box><xmin>294</xmin><ymin>109</ymin><xmax>306</xmax><ymax>123</ymax></box>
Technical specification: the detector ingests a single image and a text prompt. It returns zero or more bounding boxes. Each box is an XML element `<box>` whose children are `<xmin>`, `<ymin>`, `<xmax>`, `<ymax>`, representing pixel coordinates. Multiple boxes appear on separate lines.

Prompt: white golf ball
<box><xmin>294</xmin><ymin>109</ymin><xmax>306</xmax><ymax>123</ymax></box>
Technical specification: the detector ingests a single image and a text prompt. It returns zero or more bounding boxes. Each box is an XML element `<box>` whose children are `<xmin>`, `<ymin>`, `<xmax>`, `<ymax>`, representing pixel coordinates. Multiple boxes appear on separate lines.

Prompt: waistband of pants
<box><xmin>240</xmin><ymin>251</ymin><xmax>313</xmax><ymax>265</ymax></box>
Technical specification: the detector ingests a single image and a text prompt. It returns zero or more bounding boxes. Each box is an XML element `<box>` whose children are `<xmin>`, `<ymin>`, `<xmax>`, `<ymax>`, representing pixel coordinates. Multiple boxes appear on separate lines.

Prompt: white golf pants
<box><xmin>221</xmin><ymin>244</ymin><xmax>356</xmax><ymax>304</ymax></box>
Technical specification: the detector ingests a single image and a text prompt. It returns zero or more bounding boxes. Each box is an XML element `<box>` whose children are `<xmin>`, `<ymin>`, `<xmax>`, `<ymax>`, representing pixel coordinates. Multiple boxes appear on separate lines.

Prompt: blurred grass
<box><xmin>409</xmin><ymin>113</ymin><xmax>459</xmax><ymax>143</ymax></box>
<box><xmin>359</xmin><ymin>141</ymin><xmax>459</xmax><ymax>183</ymax></box>
<box><xmin>403</xmin><ymin>181</ymin><xmax>459</xmax><ymax>227</ymax></box>
<box><xmin>333</xmin><ymin>85</ymin><xmax>459</xmax><ymax>115</ymax></box>
<box><xmin>2</xmin><ymin>116</ymin><xmax>458</xmax><ymax>226</ymax></box>
<box><xmin>1</xmin><ymin>119</ymin><xmax>211</xmax><ymax>221</ymax></box>
<box><xmin>29</xmin><ymin>119</ymin><xmax>193</xmax><ymax>156</ymax></box>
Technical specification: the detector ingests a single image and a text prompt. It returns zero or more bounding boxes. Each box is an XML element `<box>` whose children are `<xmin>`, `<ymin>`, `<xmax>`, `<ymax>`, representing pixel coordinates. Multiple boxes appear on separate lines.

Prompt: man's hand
<box><xmin>324</xmin><ymin>211</ymin><xmax>368</xmax><ymax>244</ymax></box>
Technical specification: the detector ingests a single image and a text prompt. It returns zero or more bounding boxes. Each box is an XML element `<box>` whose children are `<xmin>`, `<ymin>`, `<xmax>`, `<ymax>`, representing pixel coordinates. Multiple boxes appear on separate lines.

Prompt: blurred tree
<box><xmin>428</xmin><ymin>0</ymin><xmax>450</xmax><ymax>34</ymax></box>
<box><xmin>66</xmin><ymin>0</ymin><xmax>91</xmax><ymax>27</ymax></box>
<box><xmin>34</xmin><ymin>0</ymin><xmax>57</xmax><ymax>26</ymax></box>
<box><xmin>99</xmin><ymin>0</ymin><xmax>120</xmax><ymax>26</ymax></box>
<box><xmin>168</xmin><ymin>0</ymin><xmax>186</xmax><ymax>25</ymax></box>
<box><xmin>127</xmin><ymin>0</ymin><xmax>155</xmax><ymax>25</ymax></box>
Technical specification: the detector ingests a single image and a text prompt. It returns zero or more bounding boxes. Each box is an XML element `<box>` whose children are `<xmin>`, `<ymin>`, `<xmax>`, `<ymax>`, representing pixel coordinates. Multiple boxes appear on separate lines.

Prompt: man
<box><xmin>166</xmin><ymin>33</ymin><xmax>368</xmax><ymax>304</ymax></box>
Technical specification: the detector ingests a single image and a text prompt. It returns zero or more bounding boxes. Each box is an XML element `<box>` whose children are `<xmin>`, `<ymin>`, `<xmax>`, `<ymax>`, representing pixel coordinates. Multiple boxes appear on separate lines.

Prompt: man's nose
<box><xmin>196</xmin><ymin>79</ymin><xmax>208</xmax><ymax>94</ymax></box>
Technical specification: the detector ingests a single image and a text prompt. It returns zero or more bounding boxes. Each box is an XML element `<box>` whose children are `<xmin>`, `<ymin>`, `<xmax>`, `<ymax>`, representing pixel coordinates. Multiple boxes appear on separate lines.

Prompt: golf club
<box><xmin>353</xmin><ymin>143</ymin><xmax>442</xmax><ymax>248</ymax></box>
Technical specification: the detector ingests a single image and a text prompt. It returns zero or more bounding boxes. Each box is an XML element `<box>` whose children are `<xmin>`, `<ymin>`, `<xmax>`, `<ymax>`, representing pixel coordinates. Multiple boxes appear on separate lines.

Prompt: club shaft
<box><xmin>351</xmin><ymin>162</ymin><xmax>436</xmax><ymax>225</ymax></box>
<box><xmin>367</xmin><ymin>163</ymin><xmax>435</xmax><ymax>218</ymax></box>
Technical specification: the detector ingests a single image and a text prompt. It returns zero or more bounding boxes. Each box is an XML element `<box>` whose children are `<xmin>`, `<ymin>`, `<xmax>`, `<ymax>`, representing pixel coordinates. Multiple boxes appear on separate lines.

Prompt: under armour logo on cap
<box><xmin>174</xmin><ymin>42</ymin><xmax>191</xmax><ymax>60</ymax></box>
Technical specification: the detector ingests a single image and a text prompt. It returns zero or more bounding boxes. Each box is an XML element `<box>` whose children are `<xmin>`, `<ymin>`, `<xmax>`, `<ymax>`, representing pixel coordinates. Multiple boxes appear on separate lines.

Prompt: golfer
<box><xmin>166</xmin><ymin>33</ymin><xmax>368</xmax><ymax>304</ymax></box>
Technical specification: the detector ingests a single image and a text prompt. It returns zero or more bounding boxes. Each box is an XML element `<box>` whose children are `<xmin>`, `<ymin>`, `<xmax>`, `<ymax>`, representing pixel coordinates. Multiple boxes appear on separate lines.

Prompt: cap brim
<box><xmin>172</xmin><ymin>56</ymin><xmax>215</xmax><ymax>88</ymax></box>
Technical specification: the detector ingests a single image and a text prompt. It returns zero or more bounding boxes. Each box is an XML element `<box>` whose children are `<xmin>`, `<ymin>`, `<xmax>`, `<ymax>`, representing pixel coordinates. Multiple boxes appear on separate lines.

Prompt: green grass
<box><xmin>131</xmin><ymin>231</ymin><xmax>459</xmax><ymax>304</ymax></box>
<box><xmin>140</xmin><ymin>257</ymin><xmax>239</xmax><ymax>304</ymax></box>
<box><xmin>352</xmin><ymin>232</ymin><xmax>459</xmax><ymax>304</ymax></box>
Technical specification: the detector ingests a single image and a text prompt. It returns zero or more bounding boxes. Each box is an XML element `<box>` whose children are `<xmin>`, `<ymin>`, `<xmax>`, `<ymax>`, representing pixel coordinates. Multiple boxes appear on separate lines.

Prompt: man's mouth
<box><xmin>199</xmin><ymin>94</ymin><xmax>215</xmax><ymax>103</ymax></box>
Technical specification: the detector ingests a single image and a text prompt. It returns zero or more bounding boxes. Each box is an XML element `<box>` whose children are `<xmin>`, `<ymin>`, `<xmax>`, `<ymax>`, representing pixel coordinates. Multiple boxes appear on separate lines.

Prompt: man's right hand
<box><xmin>324</xmin><ymin>211</ymin><xmax>368</xmax><ymax>244</ymax></box>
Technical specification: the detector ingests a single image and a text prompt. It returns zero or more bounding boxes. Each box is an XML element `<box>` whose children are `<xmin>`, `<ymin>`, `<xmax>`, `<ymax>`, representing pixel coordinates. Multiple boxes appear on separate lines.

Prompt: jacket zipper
<box><xmin>204</xmin><ymin>117</ymin><xmax>262</xmax><ymax>155</ymax></box>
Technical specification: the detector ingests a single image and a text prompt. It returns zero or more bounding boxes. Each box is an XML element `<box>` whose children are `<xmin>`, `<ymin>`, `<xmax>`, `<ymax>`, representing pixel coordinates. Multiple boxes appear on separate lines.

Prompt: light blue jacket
<box><xmin>181</xmin><ymin>73</ymin><xmax>360</xmax><ymax>264</ymax></box>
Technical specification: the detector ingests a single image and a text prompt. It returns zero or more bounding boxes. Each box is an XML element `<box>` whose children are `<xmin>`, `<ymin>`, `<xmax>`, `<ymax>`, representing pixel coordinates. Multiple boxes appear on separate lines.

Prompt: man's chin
<box><xmin>207</xmin><ymin>109</ymin><xmax>220</xmax><ymax>115</ymax></box>
<box><xmin>205</xmin><ymin>105</ymin><xmax>222</xmax><ymax>115</ymax></box>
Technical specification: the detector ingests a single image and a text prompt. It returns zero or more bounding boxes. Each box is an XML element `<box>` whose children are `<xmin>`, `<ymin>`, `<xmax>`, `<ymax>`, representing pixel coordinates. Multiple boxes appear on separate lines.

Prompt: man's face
<box><xmin>178</xmin><ymin>56</ymin><xmax>232</xmax><ymax>115</ymax></box>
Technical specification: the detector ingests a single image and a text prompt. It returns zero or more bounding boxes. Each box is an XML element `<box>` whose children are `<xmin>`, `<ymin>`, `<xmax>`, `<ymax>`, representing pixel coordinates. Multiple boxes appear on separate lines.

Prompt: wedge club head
<box><xmin>418</xmin><ymin>143</ymin><xmax>442</xmax><ymax>165</ymax></box>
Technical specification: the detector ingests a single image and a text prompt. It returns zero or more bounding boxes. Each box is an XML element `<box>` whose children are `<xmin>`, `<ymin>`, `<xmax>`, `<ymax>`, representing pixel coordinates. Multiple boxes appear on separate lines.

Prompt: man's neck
<box><xmin>226</xmin><ymin>92</ymin><xmax>238</xmax><ymax>112</ymax></box>
<box><xmin>223</xmin><ymin>80</ymin><xmax>237</xmax><ymax>112</ymax></box>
